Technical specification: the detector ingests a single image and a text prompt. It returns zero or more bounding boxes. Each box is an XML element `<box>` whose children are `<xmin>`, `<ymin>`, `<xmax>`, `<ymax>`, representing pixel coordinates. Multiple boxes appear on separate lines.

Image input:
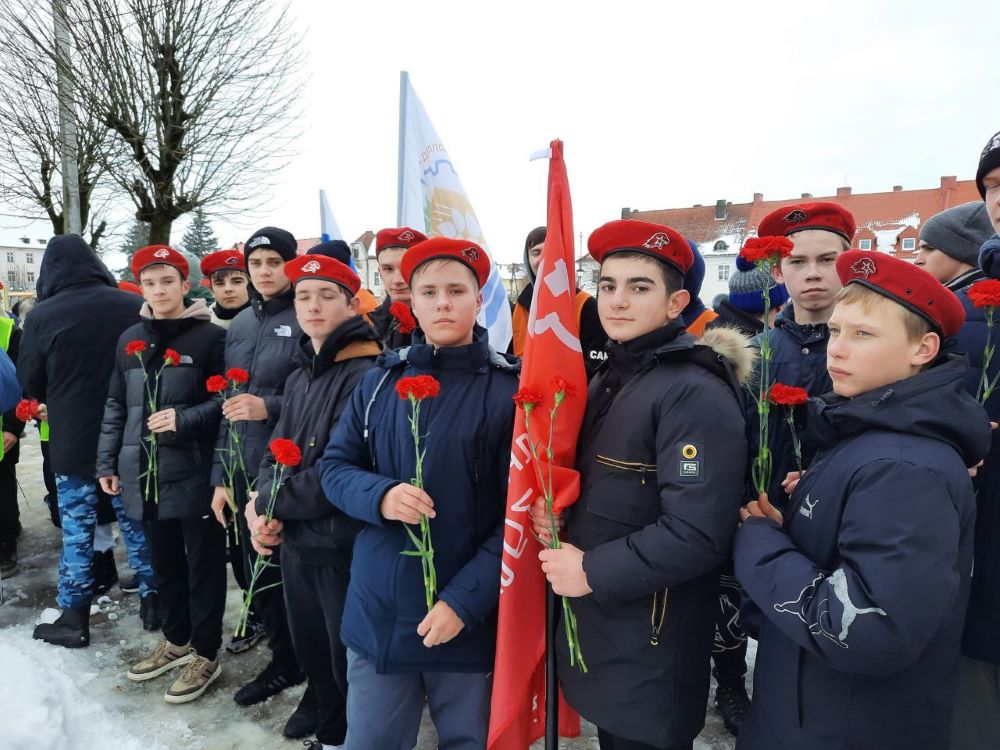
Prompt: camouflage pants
<box><xmin>55</xmin><ymin>474</ymin><xmax>156</xmax><ymax>609</ymax></box>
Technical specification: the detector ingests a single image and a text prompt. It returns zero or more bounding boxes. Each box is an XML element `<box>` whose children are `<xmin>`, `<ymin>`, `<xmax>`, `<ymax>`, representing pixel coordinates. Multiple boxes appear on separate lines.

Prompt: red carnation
<box><xmin>513</xmin><ymin>388</ymin><xmax>544</xmax><ymax>410</ymax></box>
<box><xmin>768</xmin><ymin>383</ymin><xmax>809</xmax><ymax>406</ymax></box>
<box><xmin>206</xmin><ymin>375</ymin><xmax>228</xmax><ymax>393</ymax></box>
<box><xmin>969</xmin><ymin>279</ymin><xmax>1000</xmax><ymax>309</ymax></box>
<box><xmin>226</xmin><ymin>367</ymin><xmax>250</xmax><ymax>384</ymax></box>
<box><xmin>125</xmin><ymin>340</ymin><xmax>146</xmax><ymax>356</ymax></box>
<box><xmin>739</xmin><ymin>235</ymin><xmax>794</xmax><ymax>265</ymax></box>
<box><xmin>390</xmin><ymin>302</ymin><xmax>417</xmax><ymax>334</ymax></box>
<box><xmin>551</xmin><ymin>376</ymin><xmax>578</xmax><ymax>400</ymax></box>
<box><xmin>163</xmin><ymin>349</ymin><xmax>181</xmax><ymax>366</ymax></box>
<box><xmin>269</xmin><ymin>438</ymin><xmax>302</xmax><ymax>467</ymax></box>
<box><xmin>395</xmin><ymin>375</ymin><xmax>441</xmax><ymax>401</ymax></box>
<box><xmin>15</xmin><ymin>398</ymin><xmax>40</xmax><ymax>423</ymax></box>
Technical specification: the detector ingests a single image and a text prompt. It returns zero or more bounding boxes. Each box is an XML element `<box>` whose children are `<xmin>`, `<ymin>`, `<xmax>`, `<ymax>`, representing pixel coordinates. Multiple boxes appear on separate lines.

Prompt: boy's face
<box><xmin>378</xmin><ymin>248</ymin><xmax>410</xmax><ymax>305</ymax></box>
<box><xmin>827</xmin><ymin>296</ymin><xmax>938</xmax><ymax>397</ymax></box>
<box><xmin>247</xmin><ymin>249</ymin><xmax>290</xmax><ymax>299</ymax></box>
<box><xmin>210</xmin><ymin>270</ymin><xmax>249</xmax><ymax>309</ymax></box>
<box><xmin>527</xmin><ymin>242</ymin><xmax>544</xmax><ymax>276</ymax></box>
<box><xmin>410</xmin><ymin>260</ymin><xmax>481</xmax><ymax>348</ymax></box>
<box><xmin>294</xmin><ymin>279</ymin><xmax>357</xmax><ymax>342</ymax></box>
<box><xmin>773</xmin><ymin>230</ymin><xmax>844</xmax><ymax>316</ymax></box>
<box><xmin>139</xmin><ymin>264</ymin><xmax>190</xmax><ymax>318</ymax></box>
<box><xmin>914</xmin><ymin>242</ymin><xmax>965</xmax><ymax>283</ymax></box>
<box><xmin>597</xmin><ymin>255</ymin><xmax>689</xmax><ymax>343</ymax></box>
<box><xmin>982</xmin><ymin>166</ymin><xmax>1000</xmax><ymax>234</ymax></box>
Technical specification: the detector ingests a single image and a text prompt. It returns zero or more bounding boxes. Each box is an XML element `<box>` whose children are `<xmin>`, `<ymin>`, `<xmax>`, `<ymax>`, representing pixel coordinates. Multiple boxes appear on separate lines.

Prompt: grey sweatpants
<box><xmin>950</xmin><ymin>655</ymin><xmax>1000</xmax><ymax>750</ymax></box>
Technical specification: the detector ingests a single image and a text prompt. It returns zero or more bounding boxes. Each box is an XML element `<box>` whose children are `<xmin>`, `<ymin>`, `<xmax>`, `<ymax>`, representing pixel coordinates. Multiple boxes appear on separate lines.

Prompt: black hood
<box><xmin>294</xmin><ymin>314</ymin><xmax>382</xmax><ymax>378</ymax></box>
<box><xmin>806</xmin><ymin>354</ymin><xmax>991</xmax><ymax>467</ymax></box>
<box><xmin>36</xmin><ymin>234</ymin><xmax>117</xmax><ymax>301</ymax></box>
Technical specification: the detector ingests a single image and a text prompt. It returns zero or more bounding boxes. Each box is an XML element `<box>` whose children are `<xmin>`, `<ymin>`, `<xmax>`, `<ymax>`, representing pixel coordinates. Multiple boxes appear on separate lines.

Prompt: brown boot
<box><xmin>127</xmin><ymin>640</ymin><xmax>194</xmax><ymax>682</ymax></box>
<box><xmin>164</xmin><ymin>653</ymin><xmax>221</xmax><ymax>704</ymax></box>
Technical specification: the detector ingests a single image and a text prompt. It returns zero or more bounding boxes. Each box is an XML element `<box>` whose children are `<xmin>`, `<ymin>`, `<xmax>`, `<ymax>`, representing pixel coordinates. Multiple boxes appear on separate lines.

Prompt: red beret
<box><xmin>118</xmin><ymin>281</ymin><xmax>143</xmax><ymax>296</ymax></box>
<box><xmin>588</xmin><ymin>219</ymin><xmax>694</xmax><ymax>274</ymax></box>
<box><xmin>400</xmin><ymin>237</ymin><xmax>491</xmax><ymax>288</ymax></box>
<box><xmin>132</xmin><ymin>245</ymin><xmax>189</xmax><ymax>280</ymax></box>
<box><xmin>376</xmin><ymin>227</ymin><xmax>428</xmax><ymax>256</ymax></box>
<box><xmin>836</xmin><ymin>250</ymin><xmax>965</xmax><ymax>338</ymax></box>
<box><xmin>199</xmin><ymin>249</ymin><xmax>246</xmax><ymax>278</ymax></box>
<box><xmin>284</xmin><ymin>254</ymin><xmax>361</xmax><ymax>296</ymax></box>
<box><xmin>758</xmin><ymin>201</ymin><xmax>856</xmax><ymax>243</ymax></box>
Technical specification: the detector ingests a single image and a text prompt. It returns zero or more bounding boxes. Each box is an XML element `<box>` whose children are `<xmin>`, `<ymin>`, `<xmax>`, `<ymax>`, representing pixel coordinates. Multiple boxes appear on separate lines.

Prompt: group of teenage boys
<box><xmin>16</xmin><ymin>128</ymin><xmax>1000</xmax><ymax>750</ymax></box>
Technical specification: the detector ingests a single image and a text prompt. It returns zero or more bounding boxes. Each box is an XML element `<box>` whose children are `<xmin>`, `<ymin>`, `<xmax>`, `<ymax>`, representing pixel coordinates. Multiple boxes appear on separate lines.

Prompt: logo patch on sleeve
<box><xmin>675</xmin><ymin>441</ymin><xmax>704</xmax><ymax>483</ymax></box>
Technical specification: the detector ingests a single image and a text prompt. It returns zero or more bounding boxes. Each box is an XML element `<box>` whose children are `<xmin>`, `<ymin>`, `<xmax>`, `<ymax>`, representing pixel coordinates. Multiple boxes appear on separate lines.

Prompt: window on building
<box><xmin>26</xmin><ymin>253</ymin><xmax>33</xmax><ymax>264</ymax></box>
<box><xmin>27</xmin><ymin>271</ymin><xmax>35</xmax><ymax>283</ymax></box>
<box><xmin>5</xmin><ymin>252</ymin><xmax>13</xmax><ymax>264</ymax></box>
<box><xmin>713</xmin><ymin>240</ymin><xmax>728</xmax><ymax>253</ymax></box>
<box><xmin>858</xmin><ymin>239</ymin><xmax>872</xmax><ymax>250</ymax></box>
<box><xmin>718</xmin><ymin>265</ymin><xmax>730</xmax><ymax>282</ymax></box>
<box><xmin>373</xmin><ymin>274</ymin><xmax>380</xmax><ymax>287</ymax></box>
<box><xmin>901</xmin><ymin>237</ymin><xmax>916</xmax><ymax>251</ymax></box>
<box><xmin>6</xmin><ymin>272</ymin><xmax>14</xmax><ymax>284</ymax></box>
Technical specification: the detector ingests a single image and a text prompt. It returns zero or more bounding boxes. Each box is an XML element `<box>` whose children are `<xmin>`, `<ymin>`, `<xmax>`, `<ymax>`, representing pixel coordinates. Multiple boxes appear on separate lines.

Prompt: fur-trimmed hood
<box><xmin>698</xmin><ymin>325</ymin><xmax>757</xmax><ymax>385</ymax></box>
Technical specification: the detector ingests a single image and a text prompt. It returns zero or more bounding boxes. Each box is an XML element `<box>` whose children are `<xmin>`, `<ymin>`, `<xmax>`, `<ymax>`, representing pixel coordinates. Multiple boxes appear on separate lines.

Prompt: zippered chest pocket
<box><xmin>585</xmin><ymin>453</ymin><xmax>661</xmax><ymax>530</ymax></box>
<box><xmin>595</xmin><ymin>455</ymin><xmax>657</xmax><ymax>485</ymax></box>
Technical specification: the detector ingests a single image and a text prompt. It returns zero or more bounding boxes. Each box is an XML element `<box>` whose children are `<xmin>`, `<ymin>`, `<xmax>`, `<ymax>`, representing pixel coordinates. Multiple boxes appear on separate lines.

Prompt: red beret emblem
<box><xmin>301</xmin><ymin>260</ymin><xmax>322</xmax><ymax>273</ymax></box>
<box><xmin>153</xmin><ymin>248</ymin><xmax>170</xmax><ymax>258</ymax></box>
<box><xmin>850</xmin><ymin>257</ymin><xmax>877</xmax><ymax>278</ymax></box>
<box><xmin>399</xmin><ymin>230</ymin><xmax>416</xmax><ymax>242</ymax></box>
<box><xmin>461</xmin><ymin>246</ymin><xmax>481</xmax><ymax>261</ymax></box>
<box><xmin>783</xmin><ymin>209</ymin><xmax>808</xmax><ymax>224</ymax></box>
<box><xmin>642</xmin><ymin>232</ymin><xmax>671</xmax><ymax>250</ymax></box>
<box><xmin>225</xmin><ymin>256</ymin><xmax>238</xmax><ymax>265</ymax></box>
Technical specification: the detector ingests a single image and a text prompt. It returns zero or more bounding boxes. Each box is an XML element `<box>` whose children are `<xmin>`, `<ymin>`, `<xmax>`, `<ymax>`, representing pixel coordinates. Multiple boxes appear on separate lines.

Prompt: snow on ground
<box><xmin>1</xmin><ymin>432</ymin><xmax>749</xmax><ymax>749</ymax></box>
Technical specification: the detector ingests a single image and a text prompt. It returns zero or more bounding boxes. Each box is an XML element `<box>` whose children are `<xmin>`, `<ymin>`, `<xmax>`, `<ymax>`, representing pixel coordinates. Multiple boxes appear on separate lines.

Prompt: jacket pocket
<box><xmin>585</xmin><ymin>454</ymin><xmax>661</xmax><ymax>530</ymax></box>
<box><xmin>595</xmin><ymin>454</ymin><xmax>657</xmax><ymax>485</ymax></box>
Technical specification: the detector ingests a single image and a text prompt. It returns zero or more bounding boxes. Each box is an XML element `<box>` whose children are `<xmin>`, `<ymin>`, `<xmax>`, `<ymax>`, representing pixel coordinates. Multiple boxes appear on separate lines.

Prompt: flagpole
<box><xmin>396</xmin><ymin>70</ymin><xmax>409</xmax><ymax>227</ymax></box>
<box><xmin>546</xmin><ymin>583</ymin><xmax>559</xmax><ymax>748</ymax></box>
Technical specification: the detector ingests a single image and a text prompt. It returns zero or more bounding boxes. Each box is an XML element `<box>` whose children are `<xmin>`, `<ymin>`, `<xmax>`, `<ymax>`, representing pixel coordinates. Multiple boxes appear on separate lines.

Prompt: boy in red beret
<box><xmin>367</xmin><ymin>227</ymin><xmax>427</xmax><ymax>348</ymax></box>
<box><xmin>533</xmin><ymin>219</ymin><xmax>752</xmax><ymax>750</ymax></box>
<box><xmin>244</xmin><ymin>254</ymin><xmax>382</xmax><ymax>748</ymax></box>
<box><xmin>318</xmin><ymin>237</ymin><xmax>519</xmax><ymax>748</ymax></box>
<box><xmin>96</xmin><ymin>244</ymin><xmax>228</xmax><ymax>702</ymax></box>
<box><xmin>734</xmin><ymin>251</ymin><xmax>991</xmax><ymax>750</ymax></box>
<box><xmin>199</xmin><ymin>249</ymin><xmax>249</xmax><ymax>329</ymax></box>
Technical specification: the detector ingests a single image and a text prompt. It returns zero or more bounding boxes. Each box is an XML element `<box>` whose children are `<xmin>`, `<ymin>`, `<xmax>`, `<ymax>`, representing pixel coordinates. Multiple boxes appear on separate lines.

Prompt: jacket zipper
<box><xmin>650</xmin><ymin>588</ymin><xmax>669</xmax><ymax>645</ymax></box>
<box><xmin>595</xmin><ymin>454</ymin><xmax>657</xmax><ymax>485</ymax></box>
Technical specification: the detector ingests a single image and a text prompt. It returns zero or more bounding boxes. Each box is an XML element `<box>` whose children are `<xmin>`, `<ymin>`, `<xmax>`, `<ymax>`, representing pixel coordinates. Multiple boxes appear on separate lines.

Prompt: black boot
<box><xmin>91</xmin><ymin>549</ymin><xmax>118</xmax><ymax>596</ymax></box>
<box><xmin>283</xmin><ymin>683</ymin><xmax>319</xmax><ymax>739</ymax></box>
<box><xmin>33</xmin><ymin>606</ymin><xmax>91</xmax><ymax>648</ymax></box>
<box><xmin>139</xmin><ymin>592</ymin><xmax>162</xmax><ymax>631</ymax></box>
<box><xmin>233</xmin><ymin>659</ymin><xmax>306</xmax><ymax>706</ymax></box>
<box><xmin>0</xmin><ymin>540</ymin><xmax>16</xmax><ymax>578</ymax></box>
<box><xmin>44</xmin><ymin>493</ymin><xmax>61</xmax><ymax>528</ymax></box>
<box><xmin>715</xmin><ymin>682</ymin><xmax>751</xmax><ymax>736</ymax></box>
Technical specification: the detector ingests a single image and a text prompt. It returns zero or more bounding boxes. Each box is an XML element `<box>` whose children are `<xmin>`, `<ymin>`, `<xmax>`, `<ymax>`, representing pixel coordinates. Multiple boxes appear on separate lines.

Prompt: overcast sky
<box><xmin>8</xmin><ymin>0</ymin><xmax>1000</xmax><ymax>267</ymax></box>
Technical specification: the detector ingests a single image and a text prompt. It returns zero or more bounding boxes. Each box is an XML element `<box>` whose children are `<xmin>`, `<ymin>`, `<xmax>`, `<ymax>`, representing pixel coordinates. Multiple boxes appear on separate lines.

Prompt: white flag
<box><xmin>319</xmin><ymin>189</ymin><xmax>343</xmax><ymax>241</ymax></box>
<box><xmin>397</xmin><ymin>71</ymin><xmax>513</xmax><ymax>351</ymax></box>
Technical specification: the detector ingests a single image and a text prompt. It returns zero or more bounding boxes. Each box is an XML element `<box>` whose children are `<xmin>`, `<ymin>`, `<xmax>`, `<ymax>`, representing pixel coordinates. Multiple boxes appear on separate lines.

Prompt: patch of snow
<box><xmin>39</xmin><ymin>607</ymin><xmax>60</xmax><ymax>625</ymax></box>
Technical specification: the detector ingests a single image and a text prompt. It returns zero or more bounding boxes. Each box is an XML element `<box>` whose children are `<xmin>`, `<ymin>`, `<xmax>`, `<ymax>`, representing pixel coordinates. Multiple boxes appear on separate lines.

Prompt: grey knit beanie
<box><xmin>728</xmin><ymin>264</ymin><xmax>789</xmax><ymax>313</ymax></box>
<box><xmin>919</xmin><ymin>202</ymin><xmax>995</xmax><ymax>267</ymax></box>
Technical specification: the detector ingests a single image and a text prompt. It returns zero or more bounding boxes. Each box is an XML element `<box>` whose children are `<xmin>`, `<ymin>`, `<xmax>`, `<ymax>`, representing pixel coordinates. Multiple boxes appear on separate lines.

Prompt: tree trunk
<box><xmin>147</xmin><ymin>214</ymin><xmax>172</xmax><ymax>246</ymax></box>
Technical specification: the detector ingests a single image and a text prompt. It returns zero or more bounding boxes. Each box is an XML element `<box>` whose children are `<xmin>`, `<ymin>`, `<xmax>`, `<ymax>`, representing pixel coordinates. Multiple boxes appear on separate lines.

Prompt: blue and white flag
<box><xmin>319</xmin><ymin>189</ymin><xmax>343</xmax><ymax>242</ymax></box>
<box><xmin>397</xmin><ymin>71</ymin><xmax>513</xmax><ymax>351</ymax></box>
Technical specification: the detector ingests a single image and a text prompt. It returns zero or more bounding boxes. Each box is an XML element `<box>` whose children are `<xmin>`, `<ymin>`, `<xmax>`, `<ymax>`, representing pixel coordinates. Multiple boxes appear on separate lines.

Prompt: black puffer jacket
<box><xmin>96</xmin><ymin>299</ymin><xmax>226</xmax><ymax>521</ymax></box>
<box><xmin>210</xmin><ymin>288</ymin><xmax>300</xmax><ymax>488</ymax></box>
<box><xmin>368</xmin><ymin>296</ymin><xmax>414</xmax><ymax>349</ymax></box>
<box><xmin>254</xmin><ymin>316</ymin><xmax>381</xmax><ymax>565</ymax></box>
<box><xmin>17</xmin><ymin>235</ymin><xmax>141</xmax><ymax>476</ymax></box>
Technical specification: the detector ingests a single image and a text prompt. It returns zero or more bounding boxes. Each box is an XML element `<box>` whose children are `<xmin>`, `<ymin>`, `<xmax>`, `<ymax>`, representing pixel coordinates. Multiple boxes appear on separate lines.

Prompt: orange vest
<box><xmin>686</xmin><ymin>308</ymin><xmax>719</xmax><ymax>337</ymax></box>
<box><xmin>512</xmin><ymin>289</ymin><xmax>591</xmax><ymax>358</ymax></box>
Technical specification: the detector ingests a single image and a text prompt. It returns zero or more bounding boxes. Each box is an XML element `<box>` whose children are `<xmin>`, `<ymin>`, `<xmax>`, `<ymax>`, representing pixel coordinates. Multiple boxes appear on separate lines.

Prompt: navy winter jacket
<box><xmin>318</xmin><ymin>328</ymin><xmax>519</xmax><ymax>673</ymax></box>
<box><xmin>750</xmin><ymin>303</ymin><xmax>831</xmax><ymax>508</ymax></box>
<box><xmin>734</xmin><ymin>355</ymin><xmax>990</xmax><ymax>750</ymax></box>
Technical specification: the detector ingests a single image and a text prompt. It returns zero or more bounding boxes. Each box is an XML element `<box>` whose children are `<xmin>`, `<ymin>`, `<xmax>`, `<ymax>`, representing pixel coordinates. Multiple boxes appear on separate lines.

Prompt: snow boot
<box><xmin>140</xmin><ymin>592</ymin><xmax>163</xmax><ymax>631</ymax></box>
<box><xmin>119</xmin><ymin>573</ymin><xmax>140</xmax><ymax>594</ymax></box>
<box><xmin>283</xmin><ymin>683</ymin><xmax>319</xmax><ymax>739</ymax></box>
<box><xmin>233</xmin><ymin>659</ymin><xmax>305</xmax><ymax>706</ymax></box>
<box><xmin>0</xmin><ymin>541</ymin><xmax>17</xmax><ymax>578</ymax></box>
<box><xmin>715</xmin><ymin>682</ymin><xmax>751</xmax><ymax>736</ymax></box>
<box><xmin>33</xmin><ymin>605</ymin><xmax>90</xmax><ymax>648</ymax></box>
<box><xmin>91</xmin><ymin>549</ymin><xmax>118</xmax><ymax>596</ymax></box>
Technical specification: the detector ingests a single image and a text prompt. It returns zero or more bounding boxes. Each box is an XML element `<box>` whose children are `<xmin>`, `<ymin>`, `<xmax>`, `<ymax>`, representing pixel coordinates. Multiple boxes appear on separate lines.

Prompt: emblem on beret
<box><xmin>461</xmin><ymin>246</ymin><xmax>481</xmax><ymax>261</ymax></box>
<box><xmin>642</xmin><ymin>232</ymin><xmax>671</xmax><ymax>250</ymax></box>
<box><xmin>225</xmin><ymin>256</ymin><xmax>239</xmax><ymax>265</ymax></box>
<box><xmin>398</xmin><ymin>230</ymin><xmax>416</xmax><ymax>242</ymax></box>
<box><xmin>783</xmin><ymin>209</ymin><xmax>808</xmax><ymax>224</ymax></box>
<box><xmin>153</xmin><ymin>248</ymin><xmax>170</xmax><ymax>258</ymax></box>
<box><xmin>850</xmin><ymin>257</ymin><xmax>877</xmax><ymax>278</ymax></box>
<box><xmin>301</xmin><ymin>260</ymin><xmax>322</xmax><ymax>273</ymax></box>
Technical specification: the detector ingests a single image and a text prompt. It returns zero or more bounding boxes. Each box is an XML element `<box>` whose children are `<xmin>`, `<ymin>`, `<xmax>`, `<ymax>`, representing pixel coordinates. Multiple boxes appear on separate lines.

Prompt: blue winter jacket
<box><xmin>750</xmin><ymin>303</ymin><xmax>831</xmax><ymax>508</ymax></box>
<box><xmin>734</xmin><ymin>355</ymin><xmax>990</xmax><ymax>750</ymax></box>
<box><xmin>318</xmin><ymin>328</ymin><xmax>519</xmax><ymax>673</ymax></box>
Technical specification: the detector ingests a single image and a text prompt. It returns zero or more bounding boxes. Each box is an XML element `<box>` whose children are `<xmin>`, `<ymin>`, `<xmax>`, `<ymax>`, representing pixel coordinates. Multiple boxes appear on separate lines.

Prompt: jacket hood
<box><xmin>772</xmin><ymin>301</ymin><xmax>828</xmax><ymax>345</ymax></box>
<box><xmin>378</xmin><ymin>324</ymin><xmax>519</xmax><ymax>374</ymax></box>
<box><xmin>524</xmin><ymin>226</ymin><xmax>546</xmax><ymax>284</ymax></box>
<box><xmin>36</xmin><ymin>234</ymin><xmax>117</xmax><ymax>301</ymax></box>
<box><xmin>807</xmin><ymin>354</ymin><xmax>991</xmax><ymax>467</ymax></box>
<box><xmin>295</xmin><ymin>315</ymin><xmax>382</xmax><ymax>377</ymax></box>
<box><xmin>681</xmin><ymin>239</ymin><xmax>708</xmax><ymax>326</ymax></box>
<box><xmin>140</xmin><ymin>297</ymin><xmax>212</xmax><ymax>321</ymax></box>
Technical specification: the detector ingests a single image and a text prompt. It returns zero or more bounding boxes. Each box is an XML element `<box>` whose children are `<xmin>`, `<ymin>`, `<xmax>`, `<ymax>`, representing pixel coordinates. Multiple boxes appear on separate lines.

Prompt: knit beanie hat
<box><xmin>308</xmin><ymin>239</ymin><xmax>353</xmax><ymax>266</ymax></box>
<box><xmin>681</xmin><ymin>239</ymin><xmax>708</xmax><ymax>325</ymax></box>
<box><xmin>919</xmin><ymin>202</ymin><xmax>995</xmax><ymax>267</ymax></box>
<box><xmin>244</xmin><ymin>226</ymin><xmax>297</xmax><ymax>262</ymax></box>
<box><xmin>729</xmin><ymin>263</ymin><xmax>789</xmax><ymax>314</ymax></box>
<box><xmin>977</xmin><ymin>130</ymin><xmax>1000</xmax><ymax>199</ymax></box>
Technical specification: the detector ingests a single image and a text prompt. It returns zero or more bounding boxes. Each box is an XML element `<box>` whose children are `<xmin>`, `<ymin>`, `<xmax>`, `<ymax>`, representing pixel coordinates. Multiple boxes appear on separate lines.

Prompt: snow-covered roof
<box><xmin>0</xmin><ymin>218</ymin><xmax>53</xmax><ymax>249</ymax></box>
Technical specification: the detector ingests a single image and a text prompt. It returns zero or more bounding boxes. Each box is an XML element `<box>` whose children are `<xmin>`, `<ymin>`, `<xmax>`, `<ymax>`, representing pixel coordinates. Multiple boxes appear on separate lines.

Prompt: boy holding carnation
<box><xmin>319</xmin><ymin>237</ymin><xmax>519</xmax><ymax>749</ymax></box>
<box><xmin>244</xmin><ymin>253</ymin><xmax>381</xmax><ymax>748</ymax></box>
<box><xmin>734</xmin><ymin>250</ymin><xmax>991</xmax><ymax>749</ymax></box>
<box><xmin>96</xmin><ymin>245</ymin><xmax>227</xmax><ymax>702</ymax></box>
<box><xmin>367</xmin><ymin>227</ymin><xmax>427</xmax><ymax>348</ymax></box>
<box><xmin>533</xmin><ymin>219</ymin><xmax>751</xmax><ymax>750</ymax></box>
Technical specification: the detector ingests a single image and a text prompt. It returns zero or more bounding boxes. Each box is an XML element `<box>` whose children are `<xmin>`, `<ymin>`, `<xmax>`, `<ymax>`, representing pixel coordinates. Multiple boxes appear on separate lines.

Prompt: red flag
<box><xmin>488</xmin><ymin>140</ymin><xmax>585</xmax><ymax>749</ymax></box>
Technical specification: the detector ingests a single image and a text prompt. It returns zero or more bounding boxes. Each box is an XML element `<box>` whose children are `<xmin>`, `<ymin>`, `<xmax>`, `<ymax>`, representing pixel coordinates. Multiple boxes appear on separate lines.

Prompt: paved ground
<box><xmin>0</xmin><ymin>431</ymin><xmax>744</xmax><ymax>749</ymax></box>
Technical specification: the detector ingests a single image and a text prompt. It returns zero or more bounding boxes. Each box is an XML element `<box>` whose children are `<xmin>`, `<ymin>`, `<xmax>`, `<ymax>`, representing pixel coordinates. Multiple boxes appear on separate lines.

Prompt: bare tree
<box><xmin>4</xmin><ymin>0</ymin><xmax>303</xmax><ymax>245</ymax></box>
